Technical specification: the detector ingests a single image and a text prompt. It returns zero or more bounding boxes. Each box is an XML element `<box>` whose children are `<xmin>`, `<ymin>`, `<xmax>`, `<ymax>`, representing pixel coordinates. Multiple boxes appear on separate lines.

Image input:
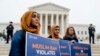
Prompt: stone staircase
<box><xmin>0</xmin><ymin>44</ymin><xmax>10</xmax><ymax>56</ymax></box>
<box><xmin>92</xmin><ymin>44</ymin><xmax>100</xmax><ymax>56</ymax></box>
<box><xmin>0</xmin><ymin>44</ymin><xmax>100</xmax><ymax>56</ymax></box>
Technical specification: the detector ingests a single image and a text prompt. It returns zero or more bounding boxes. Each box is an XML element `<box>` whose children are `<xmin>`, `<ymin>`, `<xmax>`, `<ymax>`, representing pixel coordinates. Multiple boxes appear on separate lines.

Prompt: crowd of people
<box><xmin>4</xmin><ymin>11</ymin><xmax>95</xmax><ymax>56</ymax></box>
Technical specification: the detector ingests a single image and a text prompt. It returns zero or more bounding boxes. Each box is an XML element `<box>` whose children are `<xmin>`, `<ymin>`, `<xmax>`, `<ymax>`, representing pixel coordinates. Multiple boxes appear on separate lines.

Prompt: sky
<box><xmin>0</xmin><ymin>0</ymin><xmax>100</xmax><ymax>33</ymax></box>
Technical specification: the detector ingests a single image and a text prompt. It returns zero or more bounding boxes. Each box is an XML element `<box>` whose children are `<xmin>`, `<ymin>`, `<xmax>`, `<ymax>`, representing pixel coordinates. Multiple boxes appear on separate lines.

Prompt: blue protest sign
<box><xmin>59</xmin><ymin>40</ymin><xmax>71</xmax><ymax>56</ymax></box>
<box><xmin>71</xmin><ymin>43</ymin><xmax>91</xmax><ymax>56</ymax></box>
<box><xmin>25</xmin><ymin>32</ymin><xmax>60</xmax><ymax>56</ymax></box>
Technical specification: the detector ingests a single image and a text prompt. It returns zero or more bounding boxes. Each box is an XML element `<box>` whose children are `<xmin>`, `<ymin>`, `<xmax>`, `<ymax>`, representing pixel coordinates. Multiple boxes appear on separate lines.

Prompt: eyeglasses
<box><xmin>32</xmin><ymin>14</ymin><xmax>40</xmax><ymax>18</ymax></box>
<box><xmin>55</xmin><ymin>29</ymin><xmax>60</xmax><ymax>31</ymax></box>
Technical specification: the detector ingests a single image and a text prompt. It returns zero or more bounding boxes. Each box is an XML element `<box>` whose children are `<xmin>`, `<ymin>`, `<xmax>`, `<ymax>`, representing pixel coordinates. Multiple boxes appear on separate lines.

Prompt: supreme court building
<box><xmin>29</xmin><ymin>3</ymin><xmax>70</xmax><ymax>36</ymax></box>
<box><xmin>0</xmin><ymin>3</ymin><xmax>95</xmax><ymax>40</ymax></box>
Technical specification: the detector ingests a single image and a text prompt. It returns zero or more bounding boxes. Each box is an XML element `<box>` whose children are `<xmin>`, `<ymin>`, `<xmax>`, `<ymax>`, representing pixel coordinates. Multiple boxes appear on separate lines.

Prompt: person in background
<box><xmin>6</xmin><ymin>21</ymin><xmax>14</xmax><ymax>44</ymax></box>
<box><xmin>88</xmin><ymin>24</ymin><xmax>95</xmax><ymax>44</ymax></box>
<box><xmin>63</xmin><ymin>26</ymin><xmax>78</xmax><ymax>43</ymax></box>
<box><xmin>48</xmin><ymin>25</ymin><xmax>61</xmax><ymax>39</ymax></box>
<box><xmin>9</xmin><ymin>11</ymin><xmax>40</xmax><ymax>56</ymax></box>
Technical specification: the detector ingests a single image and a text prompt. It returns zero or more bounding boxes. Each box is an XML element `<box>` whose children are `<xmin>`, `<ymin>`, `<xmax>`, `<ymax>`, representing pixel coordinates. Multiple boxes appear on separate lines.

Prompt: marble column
<box><xmin>40</xmin><ymin>14</ymin><xmax>43</xmax><ymax>35</ymax></box>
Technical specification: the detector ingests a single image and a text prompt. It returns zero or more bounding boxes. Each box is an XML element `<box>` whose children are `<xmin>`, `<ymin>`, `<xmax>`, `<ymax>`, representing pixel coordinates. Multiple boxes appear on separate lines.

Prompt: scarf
<box><xmin>21</xmin><ymin>11</ymin><xmax>40</xmax><ymax>34</ymax></box>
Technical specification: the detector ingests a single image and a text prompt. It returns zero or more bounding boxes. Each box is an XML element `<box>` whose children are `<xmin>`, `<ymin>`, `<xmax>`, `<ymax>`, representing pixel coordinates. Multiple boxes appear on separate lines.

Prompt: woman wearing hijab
<box><xmin>63</xmin><ymin>26</ymin><xmax>78</xmax><ymax>43</ymax></box>
<box><xmin>48</xmin><ymin>25</ymin><xmax>61</xmax><ymax>39</ymax></box>
<box><xmin>9</xmin><ymin>11</ymin><xmax>40</xmax><ymax>56</ymax></box>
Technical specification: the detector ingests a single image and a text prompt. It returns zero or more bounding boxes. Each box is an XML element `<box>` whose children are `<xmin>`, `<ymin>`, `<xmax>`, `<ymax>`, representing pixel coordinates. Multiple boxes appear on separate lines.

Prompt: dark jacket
<box><xmin>6</xmin><ymin>25</ymin><xmax>14</xmax><ymax>33</ymax></box>
<box><xmin>48</xmin><ymin>35</ymin><xmax>52</xmax><ymax>38</ymax></box>
<box><xmin>9</xmin><ymin>30</ymin><xmax>26</xmax><ymax>56</ymax></box>
<box><xmin>48</xmin><ymin>35</ymin><xmax>61</xmax><ymax>39</ymax></box>
<box><xmin>63</xmin><ymin>36</ymin><xmax>78</xmax><ymax>43</ymax></box>
<box><xmin>88</xmin><ymin>26</ymin><xmax>95</xmax><ymax>35</ymax></box>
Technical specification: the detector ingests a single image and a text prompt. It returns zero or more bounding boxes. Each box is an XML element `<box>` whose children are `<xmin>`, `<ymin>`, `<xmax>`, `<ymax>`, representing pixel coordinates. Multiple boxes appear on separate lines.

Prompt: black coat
<box><xmin>48</xmin><ymin>35</ymin><xmax>61</xmax><ymax>39</ymax></box>
<box><xmin>6</xmin><ymin>25</ymin><xmax>14</xmax><ymax>33</ymax></box>
<box><xmin>88</xmin><ymin>26</ymin><xmax>95</xmax><ymax>35</ymax></box>
<box><xmin>63</xmin><ymin>36</ymin><xmax>78</xmax><ymax>42</ymax></box>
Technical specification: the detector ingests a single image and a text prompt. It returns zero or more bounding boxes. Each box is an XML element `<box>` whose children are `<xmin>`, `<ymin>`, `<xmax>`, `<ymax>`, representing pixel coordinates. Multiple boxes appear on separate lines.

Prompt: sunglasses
<box><xmin>32</xmin><ymin>14</ymin><xmax>40</xmax><ymax>18</ymax></box>
<box><xmin>55</xmin><ymin>29</ymin><xmax>60</xmax><ymax>31</ymax></box>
